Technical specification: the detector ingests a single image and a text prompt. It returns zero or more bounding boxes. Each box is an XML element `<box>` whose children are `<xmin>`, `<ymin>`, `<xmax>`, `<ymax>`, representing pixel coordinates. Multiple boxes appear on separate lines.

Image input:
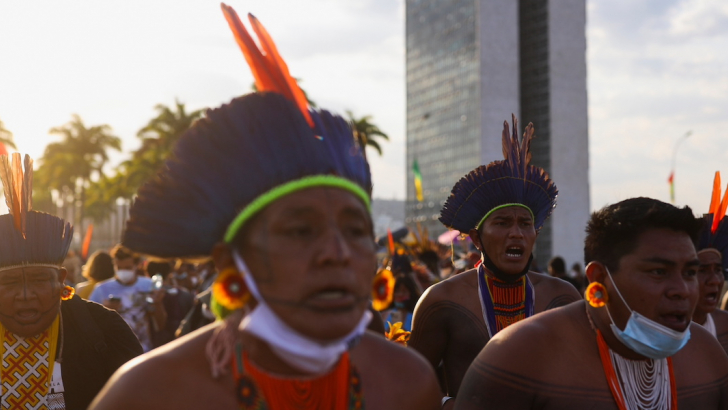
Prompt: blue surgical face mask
<box><xmin>603</xmin><ymin>266</ymin><xmax>690</xmax><ymax>359</ymax></box>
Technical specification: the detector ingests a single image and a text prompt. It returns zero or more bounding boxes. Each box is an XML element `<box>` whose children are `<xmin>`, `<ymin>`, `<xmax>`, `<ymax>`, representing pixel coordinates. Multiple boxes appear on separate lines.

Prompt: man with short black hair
<box><xmin>455</xmin><ymin>197</ymin><xmax>728</xmax><ymax>409</ymax></box>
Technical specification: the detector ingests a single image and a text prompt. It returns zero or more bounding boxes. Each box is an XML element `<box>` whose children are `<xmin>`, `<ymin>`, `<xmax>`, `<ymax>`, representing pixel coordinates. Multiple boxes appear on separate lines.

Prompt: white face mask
<box><xmin>116</xmin><ymin>269</ymin><xmax>136</xmax><ymax>284</ymax></box>
<box><xmin>233</xmin><ymin>251</ymin><xmax>371</xmax><ymax>374</ymax></box>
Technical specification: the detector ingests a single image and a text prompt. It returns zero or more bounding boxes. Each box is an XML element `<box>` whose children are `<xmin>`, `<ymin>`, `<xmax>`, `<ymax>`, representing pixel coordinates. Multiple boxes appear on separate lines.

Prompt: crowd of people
<box><xmin>1</xmin><ymin>4</ymin><xmax>728</xmax><ymax>409</ymax></box>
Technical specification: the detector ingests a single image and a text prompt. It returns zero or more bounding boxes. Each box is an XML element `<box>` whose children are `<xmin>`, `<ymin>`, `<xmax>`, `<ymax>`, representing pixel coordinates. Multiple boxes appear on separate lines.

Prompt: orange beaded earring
<box><xmin>61</xmin><ymin>285</ymin><xmax>75</xmax><ymax>301</ymax></box>
<box><xmin>585</xmin><ymin>282</ymin><xmax>608</xmax><ymax>308</ymax></box>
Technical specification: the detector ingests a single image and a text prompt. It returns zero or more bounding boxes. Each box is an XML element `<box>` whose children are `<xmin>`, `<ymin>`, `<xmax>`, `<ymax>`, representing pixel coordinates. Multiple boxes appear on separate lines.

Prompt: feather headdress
<box><xmin>0</xmin><ymin>153</ymin><xmax>73</xmax><ymax>272</ymax></box>
<box><xmin>121</xmin><ymin>6</ymin><xmax>371</xmax><ymax>259</ymax></box>
<box><xmin>439</xmin><ymin>115</ymin><xmax>558</xmax><ymax>233</ymax></box>
<box><xmin>697</xmin><ymin>171</ymin><xmax>728</xmax><ymax>271</ymax></box>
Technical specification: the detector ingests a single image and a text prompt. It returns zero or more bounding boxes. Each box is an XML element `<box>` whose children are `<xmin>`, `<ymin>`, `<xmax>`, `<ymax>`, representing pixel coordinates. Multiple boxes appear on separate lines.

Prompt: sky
<box><xmin>0</xmin><ymin>0</ymin><xmax>727</xmax><ymax>216</ymax></box>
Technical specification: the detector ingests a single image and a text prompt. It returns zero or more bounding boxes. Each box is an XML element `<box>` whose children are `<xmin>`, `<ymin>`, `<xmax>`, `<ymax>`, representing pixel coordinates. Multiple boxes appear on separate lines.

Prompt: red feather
<box><xmin>710</xmin><ymin>172</ymin><xmax>722</xmax><ymax>233</ymax></box>
<box><xmin>220</xmin><ymin>4</ymin><xmax>313</xmax><ymax>128</ymax></box>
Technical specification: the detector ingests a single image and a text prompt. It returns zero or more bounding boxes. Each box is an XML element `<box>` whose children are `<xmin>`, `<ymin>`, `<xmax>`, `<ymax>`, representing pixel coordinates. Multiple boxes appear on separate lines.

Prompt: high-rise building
<box><xmin>405</xmin><ymin>0</ymin><xmax>589</xmax><ymax>267</ymax></box>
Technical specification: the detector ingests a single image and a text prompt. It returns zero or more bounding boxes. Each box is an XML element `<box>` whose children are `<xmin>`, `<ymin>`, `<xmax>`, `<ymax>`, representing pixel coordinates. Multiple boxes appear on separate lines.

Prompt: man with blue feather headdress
<box><xmin>409</xmin><ymin>116</ymin><xmax>581</xmax><ymax>408</ymax></box>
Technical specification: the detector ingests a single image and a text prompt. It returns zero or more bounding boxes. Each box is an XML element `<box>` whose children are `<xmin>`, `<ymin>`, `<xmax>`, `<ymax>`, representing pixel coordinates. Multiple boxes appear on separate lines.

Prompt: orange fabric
<box><xmin>244</xmin><ymin>352</ymin><xmax>351</xmax><ymax>410</ymax></box>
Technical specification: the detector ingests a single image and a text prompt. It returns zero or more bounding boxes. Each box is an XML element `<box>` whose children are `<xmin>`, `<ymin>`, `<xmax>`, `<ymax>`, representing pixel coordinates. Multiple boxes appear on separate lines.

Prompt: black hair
<box><xmin>146</xmin><ymin>261</ymin><xmax>173</xmax><ymax>279</ymax></box>
<box><xmin>387</xmin><ymin>273</ymin><xmax>420</xmax><ymax>313</ymax></box>
<box><xmin>82</xmin><ymin>251</ymin><xmax>115</xmax><ymax>282</ymax></box>
<box><xmin>110</xmin><ymin>244</ymin><xmax>135</xmax><ymax>261</ymax></box>
<box><xmin>548</xmin><ymin>256</ymin><xmax>566</xmax><ymax>275</ymax></box>
<box><xmin>584</xmin><ymin>197</ymin><xmax>702</xmax><ymax>271</ymax></box>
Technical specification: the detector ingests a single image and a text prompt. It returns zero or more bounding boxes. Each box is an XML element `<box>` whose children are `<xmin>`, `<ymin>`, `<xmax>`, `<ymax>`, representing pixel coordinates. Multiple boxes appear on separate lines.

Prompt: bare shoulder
<box><xmin>419</xmin><ymin>268</ymin><xmax>477</xmax><ymax>303</ymax></box>
<box><xmin>482</xmin><ymin>301</ymin><xmax>584</xmax><ymax>367</ymax></box>
<box><xmin>682</xmin><ymin>322</ymin><xmax>728</xmax><ymax>363</ymax></box>
<box><xmin>712</xmin><ymin>309</ymin><xmax>728</xmax><ymax>329</ymax></box>
<box><xmin>528</xmin><ymin>272</ymin><xmax>582</xmax><ymax>311</ymax></box>
<box><xmin>352</xmin><ymin>333</ymin><xmax>440</xmax><ymax>410</ymax></box>
<box><xmin>90</xmin><ymin>322</ymin><xmax>235</xmax><ymax>410</ymax></box>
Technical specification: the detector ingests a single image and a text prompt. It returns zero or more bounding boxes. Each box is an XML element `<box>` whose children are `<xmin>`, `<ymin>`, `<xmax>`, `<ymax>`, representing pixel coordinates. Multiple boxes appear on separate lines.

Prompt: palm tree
<box><xmin>346</xmin><ymin>111</ymin><xmax>390</xmax><ymax>159</ymax></box>
<box><xmin>36</xmin><ymin>115</ymin><xmax>121</xmax><ymax>234</ymax></box>
<box><xmin>0</xmin><ymin>118</ymin><xmax>16</xmax><ymax>153</ymax></box>
<box><xmin>120</xmin><ymin>100</ymin><xmax>204</xmax><ymax>196</ymax></box>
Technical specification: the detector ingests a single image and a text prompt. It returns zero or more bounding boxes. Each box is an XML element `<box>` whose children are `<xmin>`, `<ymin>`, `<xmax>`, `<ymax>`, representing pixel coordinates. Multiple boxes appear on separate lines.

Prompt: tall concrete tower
<box><xmin>405</xmin><ymin>0</ymin><xmax>589</xmax><ymax>268</ymax></box>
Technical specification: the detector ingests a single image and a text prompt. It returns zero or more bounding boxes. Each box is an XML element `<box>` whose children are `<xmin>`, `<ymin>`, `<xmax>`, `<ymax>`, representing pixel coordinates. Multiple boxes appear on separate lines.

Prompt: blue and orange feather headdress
<box><xmin>0</xmin><ymin>153</ymin><xmax>73</xmax><ymax>271</ymax></box>
<box><xmin>121</xmin><ymin>5</ymin><xmax>371</xmax><ymax>259</ymax></box>
<box><xmin>439</xmin><ymin>115</ymin><xmax>557</xmax><ymax>233</ymax></box>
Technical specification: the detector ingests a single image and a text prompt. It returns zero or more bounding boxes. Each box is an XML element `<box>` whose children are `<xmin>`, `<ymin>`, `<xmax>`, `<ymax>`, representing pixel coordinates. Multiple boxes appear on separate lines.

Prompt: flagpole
<box><xmin>669</xmin><ymin>131</ymin><xmax>692</xmax><ymax>204</ymax></box>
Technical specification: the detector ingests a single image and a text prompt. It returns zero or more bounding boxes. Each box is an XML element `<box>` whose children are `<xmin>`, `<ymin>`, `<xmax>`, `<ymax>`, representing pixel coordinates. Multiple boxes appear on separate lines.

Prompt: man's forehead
<box><xmin>488</xmin><ymin>206</ymin><xmax>532</xmax><ymax>219</ymax></box>
<box><xmin>697</xmin><ymin>249</ymin><xmax>722</xmax><ymax>265</ymax></box>
<box><xmin>624</xmin><ymin>228</ymin><xmax>698</xmax><ymax>263</ymax></box>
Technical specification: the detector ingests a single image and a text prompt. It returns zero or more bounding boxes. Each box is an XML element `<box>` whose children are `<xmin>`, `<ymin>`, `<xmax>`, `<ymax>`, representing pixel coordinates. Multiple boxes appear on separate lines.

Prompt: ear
<box><xmin>211</xmin><ymin>242</ymin><xmax>235</xmax><ymax>272</ymax></box>
<box><xmin>585</xmin><ymin>261</ymin><xmax>607</xmax><ymax>285</ymax></box>
<box><xmin>57</xmin><ymin>267</ymin><xmax>68</xmax><ymax>285</ymax></box>
<box><xmin>468</xmin><ymin>228</ymin><xmax>482</xmax><ymax>252</ymax></box>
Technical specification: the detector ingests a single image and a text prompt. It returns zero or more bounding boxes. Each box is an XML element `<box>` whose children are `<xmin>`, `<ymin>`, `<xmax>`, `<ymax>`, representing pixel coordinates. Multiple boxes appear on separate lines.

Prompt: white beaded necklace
<box><xmin>609</xmin><ymin>349</ymin><xmax>671</xmax><ymax>410</ymax></box>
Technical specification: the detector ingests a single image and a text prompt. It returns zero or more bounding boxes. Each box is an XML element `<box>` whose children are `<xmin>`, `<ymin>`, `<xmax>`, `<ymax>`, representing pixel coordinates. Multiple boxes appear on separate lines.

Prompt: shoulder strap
<box><xmin>63</xmin><ymin>295</ymin><xmax>108</xmax><ymax>353</ymax></box>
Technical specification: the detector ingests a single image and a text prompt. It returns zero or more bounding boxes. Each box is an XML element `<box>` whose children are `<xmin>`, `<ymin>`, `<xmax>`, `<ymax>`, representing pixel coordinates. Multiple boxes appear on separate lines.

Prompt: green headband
<box><xmin>475</xmin><ymin>203</ymin><xmax>535</xmax><ymax>230</ymax></box>
<box><xmin>224</xmin><ymin>175</ymin><xmax>371</xmax><ymax>243</ymax></box>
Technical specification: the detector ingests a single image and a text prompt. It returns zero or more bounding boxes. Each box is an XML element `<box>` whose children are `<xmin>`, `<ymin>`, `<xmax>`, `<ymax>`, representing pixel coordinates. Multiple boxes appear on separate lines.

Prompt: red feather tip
<box><xmin>220</xmin><ymin>3</ymin><xmax>314</xmax><ymax>128</ymax></box>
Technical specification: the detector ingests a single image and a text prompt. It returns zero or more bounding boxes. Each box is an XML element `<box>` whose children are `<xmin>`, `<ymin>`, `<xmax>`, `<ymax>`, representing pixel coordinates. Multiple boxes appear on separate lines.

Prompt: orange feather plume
<box><xmin>220</xmin><ymin>3</ymin><xmax>314</xmax><ymax>128</ymax></box>
<box><xmin>709</xmin><ymin>171</ymin><xmax>728</xmax><ymax>234</ymax></box>
<box><xmin>0</xmin><ymin>153</ymin><xmax>33</xmax><ymax>238</ymax></box>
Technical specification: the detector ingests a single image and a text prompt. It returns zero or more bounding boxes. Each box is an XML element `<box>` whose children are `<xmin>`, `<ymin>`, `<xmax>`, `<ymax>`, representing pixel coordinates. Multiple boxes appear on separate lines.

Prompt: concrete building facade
<box><xmin>405</xmin><ymin>0</ymin><xmax>589</xmax><ymax>268</ymax></box>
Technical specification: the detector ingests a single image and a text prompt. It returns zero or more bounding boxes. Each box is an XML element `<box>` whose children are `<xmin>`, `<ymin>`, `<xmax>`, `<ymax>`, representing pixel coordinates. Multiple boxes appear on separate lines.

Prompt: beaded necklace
<box><xmin>477</xmin><ymin>264</ymin><xmax>534</xmax><ymax>338</ymax></box>
<box><xmin>232</xmin><ymin>344</ymin><xmax>364</xmax><ymax>410</ymax></box>
<box><xmin>587</xmin><ymin>307</ymin><xmax>677</xmax><ymax>410</ymax></box>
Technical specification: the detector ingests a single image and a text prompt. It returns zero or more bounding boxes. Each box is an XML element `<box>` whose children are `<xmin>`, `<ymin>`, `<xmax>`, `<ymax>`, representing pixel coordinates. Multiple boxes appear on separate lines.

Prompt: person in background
<box><xmin>148</xmin><ymin>260</ymin><xmax>194</xmax><ymax>347</ymax></box>
<box><xmin>409</xmin><ymin>116</ymin><xmax>581</xmax><ymax>408</ymax></box>
<box><xmin>75</xmin><ymin>250</ymin><xmax>115</xmax><ymax>299</ymax></box>
<box><xmin>62</xmin><ymin>249</ymin><xmax>83</xmax><ymax>285</ymax></box>
<box><xmin>90</xmin><ymin>245</ymin><xmax>166</xmax><ymax>352</ymax></box>
<box><xmin>174</xmin><ymin>260</ymin><xmax>197</xmax><ymax>292</ymax></box>
<box><xmin>692</xmin><ymin>172</ymin><xmax>728</xmax><ymax>352</ymax></box>
<box><xmin>382</xmin><ymin>274</ymin><xmax>421</xmax><ymax>332</ymax></box>
<box><xmin>547</xmin><ymin>256</ymin><xmax>583</xmax><ymax>293</ymax></box>
<box><xmin>0</xmin><ymin>153</ymin><xmax>143</xmax><ymax>409</ymax></box>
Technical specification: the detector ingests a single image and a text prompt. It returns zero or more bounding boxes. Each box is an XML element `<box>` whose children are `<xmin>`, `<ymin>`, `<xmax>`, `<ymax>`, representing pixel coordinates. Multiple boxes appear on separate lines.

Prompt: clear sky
<box><xmin>0</xmin><ymin>0</ymin><xmax>727</xmax><ymax>216</ymax></box>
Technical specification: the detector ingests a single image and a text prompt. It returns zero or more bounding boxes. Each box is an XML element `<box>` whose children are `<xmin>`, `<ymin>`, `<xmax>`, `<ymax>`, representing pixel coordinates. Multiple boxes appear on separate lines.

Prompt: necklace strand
<box><xmin>609</xmin><ymin>349</ymin><xmax>671</xmax><ymax>410</ymax></box>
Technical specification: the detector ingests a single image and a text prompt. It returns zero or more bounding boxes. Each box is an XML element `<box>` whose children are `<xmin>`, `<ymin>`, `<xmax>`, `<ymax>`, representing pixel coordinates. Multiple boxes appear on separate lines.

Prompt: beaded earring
<box><xmin>61</xmin><ymin>285</ymin><xmax>75</xmax><ymax>301</ymax></box>
<box><xmin>585</xmin><ymin>282</ymin><xmax>608</xmax><ymax>308</ymax></box>
<box><xmin>212</xmin><ymin>267</ymin><xmax>250</xmax><ymax>313</ymax></box>
<box><xmin>371</xmin><ymin>267</ymin><xmax>395</xmax><ymax>311</ymax></box>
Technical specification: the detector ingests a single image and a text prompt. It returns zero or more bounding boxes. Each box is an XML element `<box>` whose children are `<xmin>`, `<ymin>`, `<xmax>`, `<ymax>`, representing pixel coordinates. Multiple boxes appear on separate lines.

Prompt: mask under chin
<box><xmin>481</xmin><ymin>253</ymin><xmax>533</xmax><ymax>283</ymax></box>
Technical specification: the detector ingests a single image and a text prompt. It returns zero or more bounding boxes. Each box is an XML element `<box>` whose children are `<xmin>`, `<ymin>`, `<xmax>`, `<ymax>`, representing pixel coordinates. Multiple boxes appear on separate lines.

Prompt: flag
<box><xmin>413</xmin><ymin>159</ymin><xmax>424</xmax><ymax>202</ymax></box>
<box><xmin>81</xmin><ymin>224</ymin><xmax>94</xmax><ymax>260</ymax></box>
<box><xmin>668</xmin><ymin>171</ymin><xmax>675</xmax><ymax>203</ymax></box>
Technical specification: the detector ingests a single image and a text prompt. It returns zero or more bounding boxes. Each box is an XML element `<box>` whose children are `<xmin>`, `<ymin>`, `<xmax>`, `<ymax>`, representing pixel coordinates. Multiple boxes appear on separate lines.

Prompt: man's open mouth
<box><xmin>704</xmin><ymin>291</ymin><xmax>719</xmax><ymax>304</ymax></box>
<box><xmin>505</xmin><ymin>246</ymin><xmax>524</xmax><ymax>258</ymax></box>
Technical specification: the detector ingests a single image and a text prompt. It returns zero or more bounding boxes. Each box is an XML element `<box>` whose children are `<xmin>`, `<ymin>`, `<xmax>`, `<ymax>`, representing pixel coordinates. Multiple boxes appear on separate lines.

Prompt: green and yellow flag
<box><xmin>413</xmin><ymin>159</ymin><xmax>423</xmax><ymax>202</ymax></box>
